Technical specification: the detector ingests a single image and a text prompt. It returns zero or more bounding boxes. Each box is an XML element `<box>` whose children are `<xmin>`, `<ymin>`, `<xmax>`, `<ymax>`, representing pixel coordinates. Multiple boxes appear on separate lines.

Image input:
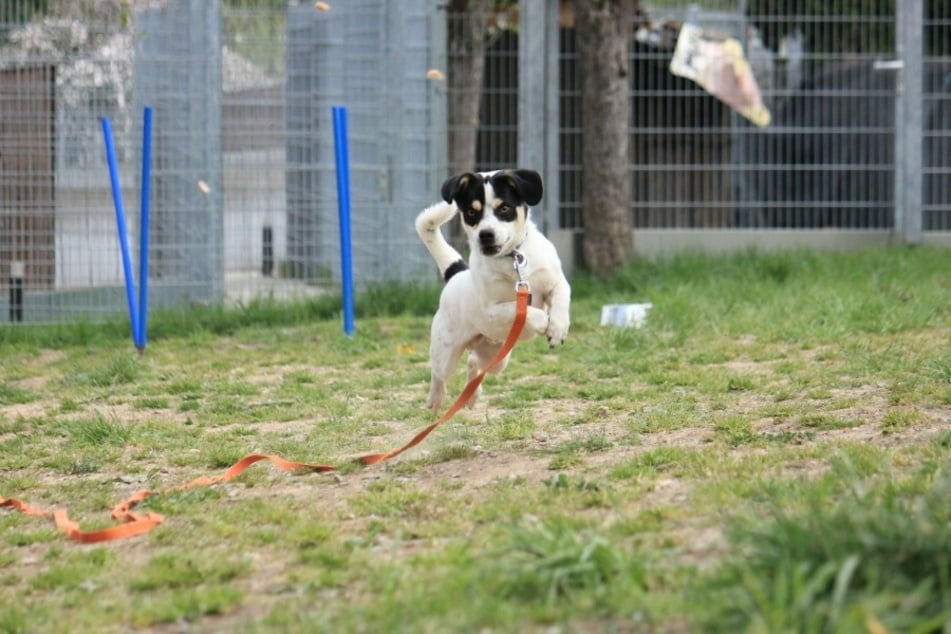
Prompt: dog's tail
<box><xmin>415</xmin><ymin>201</ymin><xmax>467</xmax><ymax>282</ymax></box>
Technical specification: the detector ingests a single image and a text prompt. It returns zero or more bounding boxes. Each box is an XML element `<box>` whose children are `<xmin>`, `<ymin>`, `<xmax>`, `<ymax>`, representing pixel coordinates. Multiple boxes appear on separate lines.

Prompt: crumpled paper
<box><xmin>670</xmin><ymin>23</ymin><xmax>771</xmax><ymax>127</ymax></box>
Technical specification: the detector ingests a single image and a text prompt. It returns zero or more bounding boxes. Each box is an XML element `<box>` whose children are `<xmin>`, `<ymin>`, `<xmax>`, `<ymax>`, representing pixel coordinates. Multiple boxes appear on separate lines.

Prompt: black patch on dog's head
<box><xmin>441</xmin><ymin>169</ymin><xmax>543</xmax><ymax>228</ymax></box>
<box><xmin>486</xmin><ymin>169</ymin><xmax>543</xmax><ymax>223</ymax></box>
<box><xmin>441</xmin><ymin>172</ymin><xmax>487</xmax><ymax>227</ymax></box>
<box><xmin>489</xmin><ymin>169</ymin><xmax>543</xmax><ymax>208</ymax></box>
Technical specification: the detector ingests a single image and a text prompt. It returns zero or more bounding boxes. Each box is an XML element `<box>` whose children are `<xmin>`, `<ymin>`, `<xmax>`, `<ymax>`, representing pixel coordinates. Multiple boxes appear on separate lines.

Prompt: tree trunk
<box><xmin>446</xmin><ymin>0</ymin><xmax>487</xmax><ymax>252</ymax></box>
<box><xmin>575</xmin><ymin>0</ymin><xmax>635</xmax><ymax>276</ymax></box>
<box><xmin>447</xmin><ymin>0</ymin><xmax>486</xmax><ymax>175</ymax></box>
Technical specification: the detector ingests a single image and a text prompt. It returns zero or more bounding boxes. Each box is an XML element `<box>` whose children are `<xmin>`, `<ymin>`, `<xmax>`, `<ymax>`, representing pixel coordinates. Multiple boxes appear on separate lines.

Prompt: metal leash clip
<box><xmin>512</xmin><ymin>249</ymin><xmax>531</xmax><ymax>296</ymax></box>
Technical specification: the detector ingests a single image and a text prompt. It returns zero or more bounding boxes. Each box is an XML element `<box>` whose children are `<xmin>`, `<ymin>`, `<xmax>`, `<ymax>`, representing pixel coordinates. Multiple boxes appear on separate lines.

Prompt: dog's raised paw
<box><xmin>526</xmin><ymin>307</ymin><xmax>550</xmax><ymax>336</ymax></box>
<box><xmin>545</xmin><ymin>320</ymin><xmax>569</xmax><ymax>347</ymax></box>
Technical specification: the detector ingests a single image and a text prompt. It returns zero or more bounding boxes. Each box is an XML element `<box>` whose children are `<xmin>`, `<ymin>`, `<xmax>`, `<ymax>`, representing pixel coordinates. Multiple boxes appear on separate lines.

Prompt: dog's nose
<box><xmin>478</xmin><ymin>230</ymin><xmax>495</xmax><ymax>245</ymax></box>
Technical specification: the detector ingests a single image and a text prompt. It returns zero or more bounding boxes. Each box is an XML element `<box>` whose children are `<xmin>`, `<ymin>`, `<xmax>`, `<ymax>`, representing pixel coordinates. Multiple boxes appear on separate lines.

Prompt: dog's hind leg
<box><xmin>428</xmin><ymin>342</ymin><xmax>466</xmax><ymax>415</ymax></box>
<box><xmin>464</xmin><ymin>341</ymin><xmax>511</xmax><ymax>409</ymax></box>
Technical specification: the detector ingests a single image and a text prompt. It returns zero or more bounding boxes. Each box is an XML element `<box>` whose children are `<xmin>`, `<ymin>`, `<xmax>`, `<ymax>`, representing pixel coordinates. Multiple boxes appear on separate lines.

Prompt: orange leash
<box><xmin>1</xmin><ymin>287</ymin><xmax>530</xmax><ymax>543</ymax></box>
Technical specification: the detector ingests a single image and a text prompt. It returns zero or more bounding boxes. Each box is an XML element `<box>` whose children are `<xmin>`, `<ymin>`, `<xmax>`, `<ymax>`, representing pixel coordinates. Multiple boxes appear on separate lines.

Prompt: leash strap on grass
<box><xmin>1</xmin><ymin>287</ymin><xmax>530</xmax><ymax>543</ymax></box>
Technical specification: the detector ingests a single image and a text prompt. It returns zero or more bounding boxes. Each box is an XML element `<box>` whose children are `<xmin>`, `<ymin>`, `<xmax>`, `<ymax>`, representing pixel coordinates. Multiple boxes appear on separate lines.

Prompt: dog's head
<box><xmin>441</xmin><ymin>169</ymin><xmax>543</xmax><ymax>257</ymax></box>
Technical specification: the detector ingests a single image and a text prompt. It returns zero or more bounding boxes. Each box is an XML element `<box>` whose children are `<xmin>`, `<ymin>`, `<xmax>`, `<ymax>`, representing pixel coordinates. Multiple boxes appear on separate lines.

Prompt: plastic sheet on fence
<box><xmin>669</xmin><ymin>23</ymin><xmax>771</xmax><ymax>127</ymax></box>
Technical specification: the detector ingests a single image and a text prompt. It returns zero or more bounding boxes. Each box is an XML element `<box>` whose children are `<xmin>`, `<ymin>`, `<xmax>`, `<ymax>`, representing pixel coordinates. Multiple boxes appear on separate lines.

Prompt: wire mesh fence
<box><xmin>0</xmin><ymin>0</ymin><xmax>947</xmax><ymax>326</ymax></box>
<box><xmin>924</xmin><ymin>7</ymin><xmax>951</xmax><ymax>231</ymax></box>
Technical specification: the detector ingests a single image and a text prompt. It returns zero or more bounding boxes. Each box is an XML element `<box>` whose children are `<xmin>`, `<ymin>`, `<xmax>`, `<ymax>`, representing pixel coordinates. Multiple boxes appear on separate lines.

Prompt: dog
<box><xmin>415</xmin><ymin>168</ymin><xmax>571</xmax><ymax>414</ymax></box>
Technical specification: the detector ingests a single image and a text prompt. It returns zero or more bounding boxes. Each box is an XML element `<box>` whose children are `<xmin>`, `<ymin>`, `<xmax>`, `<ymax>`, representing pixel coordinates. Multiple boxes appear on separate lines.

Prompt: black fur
<box><xmin>440</xmin><ymin>169</ymin><xmax>544</xmax><ymax>228</ymax></box>
<box><xmin>442</xmin><ymin>172</ymin><xmax>487</xmax><ymax>227</ymax></box>
<box><xmin>490</xmin><ymin>169</ymin><xmax>543</xmax><ymax>207</ymax></box>
<box><xmin>443</xmin><ymin>258</ymin><xmax>468</xmax><ymax>283</ymax></box>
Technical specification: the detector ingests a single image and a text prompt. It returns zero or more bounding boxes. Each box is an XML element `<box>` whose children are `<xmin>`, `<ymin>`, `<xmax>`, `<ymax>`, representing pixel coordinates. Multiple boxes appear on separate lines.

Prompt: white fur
<box><xmin>416</xmin><ymin>172</ymin><xmax>571</xmax><ymax>414</ymax></box>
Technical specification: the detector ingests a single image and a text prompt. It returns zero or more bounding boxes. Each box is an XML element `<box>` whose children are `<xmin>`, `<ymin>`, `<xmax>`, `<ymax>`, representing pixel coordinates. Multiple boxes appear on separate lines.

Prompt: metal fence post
<box><xmin>518</xmin><ymin>0</ymin><xmax>559</xmax><ymax>233</ymax></box>
<box><xmin>896</xmin><ymin>0</ymin><xmax>924</xmax><ymax>244</ymax></box>
<box><xmin>544</xmin><ymin>0</ymin><xmax>561</xmax><ymax>233</ymax></box>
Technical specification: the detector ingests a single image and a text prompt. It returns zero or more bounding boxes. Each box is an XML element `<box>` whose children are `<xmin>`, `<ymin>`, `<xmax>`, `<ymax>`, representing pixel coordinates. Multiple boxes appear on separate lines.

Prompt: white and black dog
<box><xmin>415</xmin><ymin>169</ymin><xmax>571</xmax><ymax>414</ymax></box>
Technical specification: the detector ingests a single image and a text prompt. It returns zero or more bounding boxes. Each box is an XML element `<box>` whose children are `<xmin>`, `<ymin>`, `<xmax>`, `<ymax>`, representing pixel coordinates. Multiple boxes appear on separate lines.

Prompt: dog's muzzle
<box><xmin>478</xmin><ymin>230</ymin><xmax>501</xmax><ymax>255</ymax></box>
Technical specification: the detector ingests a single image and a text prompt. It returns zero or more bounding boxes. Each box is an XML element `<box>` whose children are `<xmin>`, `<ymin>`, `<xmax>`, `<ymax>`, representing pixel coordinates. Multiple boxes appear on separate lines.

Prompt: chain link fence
<box><xmin>0</xmin><ymin>0</ymin><xmax>948</xmax><ymax>324</ymax></box>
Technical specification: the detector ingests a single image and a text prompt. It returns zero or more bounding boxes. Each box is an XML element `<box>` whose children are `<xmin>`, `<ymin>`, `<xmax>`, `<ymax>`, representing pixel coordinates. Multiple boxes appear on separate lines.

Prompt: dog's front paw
<box><xmin>545</xmin><ymin>315</ymin><xmax>569</xmax><ymax>347</ymax></box>
<box><xmin>526</xmin><ymin>306</ymin><xmax>549</xmax><ymax>335</ymax></box>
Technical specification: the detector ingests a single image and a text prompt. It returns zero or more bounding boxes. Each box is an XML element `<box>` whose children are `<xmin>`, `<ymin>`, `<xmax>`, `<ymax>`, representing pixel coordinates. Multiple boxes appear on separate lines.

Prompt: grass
<box><xmin>697</xmin><ymin>458</ymin><xmax>951</xmax><ymax>632</ymax></box>
<box><xmin>1</xmin><ymin>246</ymin><xmax>950</xmax><ymax>632</ymax></box>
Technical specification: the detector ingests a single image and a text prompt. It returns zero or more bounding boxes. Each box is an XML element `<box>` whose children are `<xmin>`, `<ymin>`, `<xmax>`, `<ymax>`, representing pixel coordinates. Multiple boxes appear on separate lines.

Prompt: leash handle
<box><xmin>1</xmin><ymin>288</ymin><xmax>532</xmax><ymax>543</ymax></box>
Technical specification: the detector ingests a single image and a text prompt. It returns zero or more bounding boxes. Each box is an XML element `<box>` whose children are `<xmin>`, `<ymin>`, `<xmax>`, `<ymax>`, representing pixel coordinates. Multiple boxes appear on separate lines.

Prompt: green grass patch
<box><xmin>696</xmin><ymin>466</ymin><xmax>951</xmax><ymax>632</ymax></box>
<box><xmin>0</xmin><ymin>247</ymin><xmax>949</xmax><ymax>632</ymax></box>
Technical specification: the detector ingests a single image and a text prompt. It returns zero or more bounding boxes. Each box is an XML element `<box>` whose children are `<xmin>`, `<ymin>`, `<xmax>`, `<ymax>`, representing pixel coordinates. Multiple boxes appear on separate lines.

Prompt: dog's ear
<box><xmin>441</xmin><ymin>172</ymin><xmax>477</xmax><ymax>204</ymax></box>
<box><xmin>503</xmin><ymin>169</ymin><xmax>543</xmax><ymax>206</ymax></box>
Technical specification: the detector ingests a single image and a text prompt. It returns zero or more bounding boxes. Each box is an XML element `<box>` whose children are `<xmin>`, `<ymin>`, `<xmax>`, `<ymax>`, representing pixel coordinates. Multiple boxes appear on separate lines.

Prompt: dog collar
<box><xmin>509</xmin><ymin>248</ymin><xmax>530</xmax><ymax>294</ymax></box>
<box><xmin>504</xmin><ymin>240</ymin><xmax>525</xmax><ymax>260</ymax></box>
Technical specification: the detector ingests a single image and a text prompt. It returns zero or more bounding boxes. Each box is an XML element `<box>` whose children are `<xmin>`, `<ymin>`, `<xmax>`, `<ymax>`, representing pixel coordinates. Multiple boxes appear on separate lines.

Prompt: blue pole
<box><xmin>332</xmin><ymin>106</ymin><xmax>355</xmax><ymax>336</ymax></box>
<box><xmin>138</xmin><ymin>107</ymin><xmax>153</xmax><ymax>352</ymax></box>
<box><xmin>101</xmin><ymin>117</ymin><xmax>139</xmax><ymax>347</ymax></box>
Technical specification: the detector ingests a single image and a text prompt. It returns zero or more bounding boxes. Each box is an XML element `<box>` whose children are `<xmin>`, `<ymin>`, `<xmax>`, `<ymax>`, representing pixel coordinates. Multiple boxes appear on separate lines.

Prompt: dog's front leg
<box><xmin>483</xmin><ymin>301</ymin><xmax>549</xmax><ymax>343</ymax></box>
<box><xmin>544</xmin><ymin>279</ymin><xmax>571</xmax><ymax>347</ymax></box>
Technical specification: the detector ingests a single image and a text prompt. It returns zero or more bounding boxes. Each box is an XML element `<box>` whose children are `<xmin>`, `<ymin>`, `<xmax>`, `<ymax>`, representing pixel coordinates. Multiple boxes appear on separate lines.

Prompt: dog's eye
<box><xmin>496</xmin><ymin>204</ymin><xmax>516</xmax><ymax>220</ymax></box>
<box><xmin>461</xmin><ymin>206</ymin><xmax>482</xmax><ymax>225</ymax></box>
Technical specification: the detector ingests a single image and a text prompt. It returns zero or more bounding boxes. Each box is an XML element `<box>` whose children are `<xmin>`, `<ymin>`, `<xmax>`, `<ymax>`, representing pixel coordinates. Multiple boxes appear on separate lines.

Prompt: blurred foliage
<box><xmin>221</xmin><ymin>0</ymin><xmax>286</xmax><ymax>77</ymax></box>
<box><xmin>2</xmin><ymin>0</ymin><xmax>285</xmax><ymax>75</ymax></box>
<box><xmin>1</xmin><ymin>0</ymin><xmax>133</xmax><ymax>27</ymax></box>
<box><xmin>222</xmin><ymin>0</ymin><xmax>286</xmax><ymax>8</ymax></box>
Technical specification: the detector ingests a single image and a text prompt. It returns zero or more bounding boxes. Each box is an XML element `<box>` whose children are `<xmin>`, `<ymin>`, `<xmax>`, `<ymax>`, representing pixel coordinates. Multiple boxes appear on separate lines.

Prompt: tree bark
<box><xmin>446</xmin><ymin>0</ymin><xmax>487</xmax><ymax>252</ymax></box>
<box><xmin>575</xmin><ymin>0</ymin><xmax>635</xmax><ymax>276</ymax></box>
<box><xmin>447</xmin><ymin>0</ymin><xmax>486</xmax><ymax>176</ymax></box>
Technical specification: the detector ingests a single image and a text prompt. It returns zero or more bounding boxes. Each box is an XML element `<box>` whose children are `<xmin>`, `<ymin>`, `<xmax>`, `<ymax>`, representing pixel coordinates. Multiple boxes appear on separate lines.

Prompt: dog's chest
<box><xmin>478</xmin><ymin>256</ymin><xmax>548</xmax><ymax>305</ymax></box>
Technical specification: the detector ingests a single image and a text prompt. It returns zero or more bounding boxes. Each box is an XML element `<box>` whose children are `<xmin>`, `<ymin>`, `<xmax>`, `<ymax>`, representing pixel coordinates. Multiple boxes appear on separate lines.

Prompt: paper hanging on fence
<box><xmin>670</xmin><ymin>23</ymin><xmax>771</xmax><ymax>127</ymax></box>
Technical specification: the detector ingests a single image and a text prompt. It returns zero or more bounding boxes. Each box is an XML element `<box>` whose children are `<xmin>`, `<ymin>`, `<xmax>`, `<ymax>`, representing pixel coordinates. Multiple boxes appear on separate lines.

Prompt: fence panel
<box><xmin>135</xmin><ymin>0</ymin><xmax>223</xmax><ymax>305</ymax></box>
<box><xmin>555</xmin><ymin>4</ymin><xmax>903</xmax><ymax>231</ymax></box>
<box><xmin>0</xmin><ymin>0</ymin><xmax>440</xmax><ymax>324</ymax></box>
<box><xmin>0</xmin><ymin>63</ymin><xmax>55</xmax><ymax>298</ymax></box>
<box><xmin>0</xmin><ymin>1</ymin><xmax>947</xmax><ymax>326</ymax></box>
<box><xmin>285</xmin><ymin>1</ymin><xmax>436</xmax><ymax>287</ymax></box>
<box><xmin>924</xmin><ymin>5</ymin><xmax>951</xmax><ymax>231</ymax></box>
<box><xmin>2</xmin><ymin>3</ymin><xmax>135</xmax><ymax>321</ymax></box>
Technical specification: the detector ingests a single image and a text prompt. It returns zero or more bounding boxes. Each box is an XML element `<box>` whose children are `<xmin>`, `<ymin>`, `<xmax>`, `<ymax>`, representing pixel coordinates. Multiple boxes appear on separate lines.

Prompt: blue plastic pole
<box><xmin>332</xmin><ymin>106</ymin><xmax>355</xmax><ymax>336</ymax></box>
<box><xmin>138</xmin><ymin>107</ymin><xmax>152</xmax><ymax>352</ymax></box>
<box><xmin>101</xmin><ymin>117</ymin><xmax>139</xmax><ymax>347</ymax></box>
